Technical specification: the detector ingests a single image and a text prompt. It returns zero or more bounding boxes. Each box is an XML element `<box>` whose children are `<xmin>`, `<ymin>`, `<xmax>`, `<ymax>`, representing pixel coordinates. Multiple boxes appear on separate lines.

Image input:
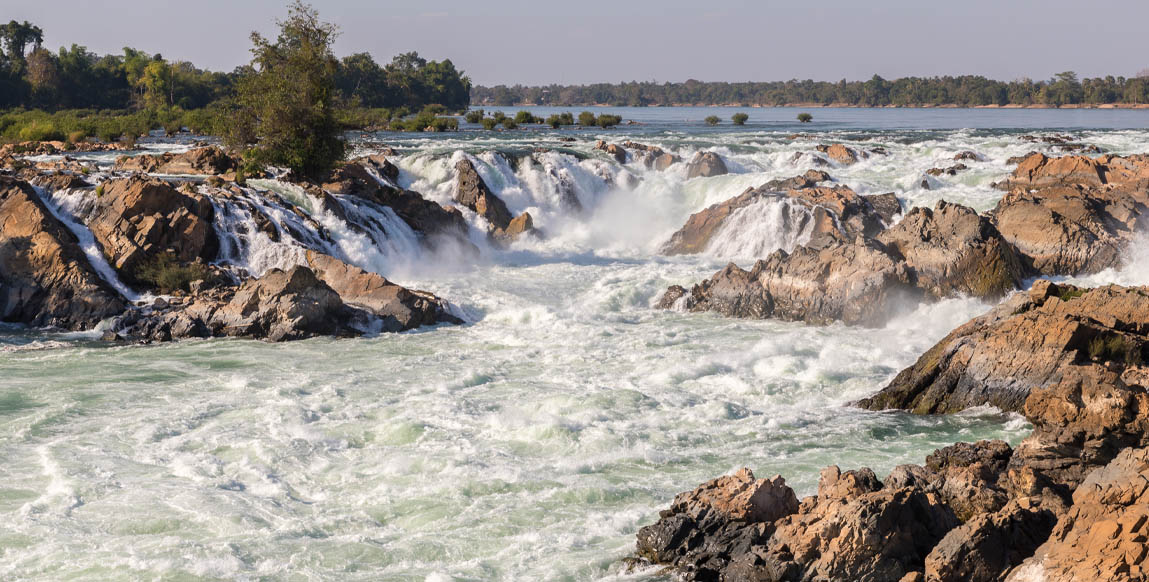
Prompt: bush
<box><xmin>492</xmin><ymin>111</ymin><xmax>507</xmax><ymax>123</ymax></box>
<box><xmin>480</xmin><ymin>118</ymin><xmax>498</xmax><ymax>130</ymax></box>
<box><xmin>501</xmin><ymin>118</ymin><xmax>518</xmax><ymax>130</ymax></box>
<box><xmin>597</xmin><ymin>114</ymin><xmax>622</xmax><ymax>128</ymax></box>
<box><xmin>732</xmin><ymin>113</ymin><xmax>749</xmax><ymax>125</ymax></box>
<box><xmin>17</xmin><ymin>120</ymin><xmax>64</xmax><ymax>142</ymax></box>
<box><xmin>464</xmin><ymin>109</ymin><xmax>485</xmax><ymax>123</ymax></box>
<box><xmin>136</xmin><ymin>254</ymin><xmax>210</xmax><ymax>293</ymax></box>
<box><xmin>797</xmin><ymin>113</ymin><xmax>813</xmax><ymax>123</ymax></box>
<box><xmin>545</xmin><ymin>112</ymin><xmax>575</xmax><ymax>129</ymax></box>
<box><xmin>67</xmin><ymin>130</ymin><xmax>87</xmax><ymax>144</ymax></box>
<box><xmin>704</xmin><ymin>115</ymin><xmax>720</xmax><ymax>126</ymax></box>
<box><xmin>578</xmin><ymin>111</ymin><xmax>596</xmax><ymax>126</ymax></box>
<box><xmin>514</xmin><ymin>110</ymin><xmax>540</xmax><ymax>125</ymax></box>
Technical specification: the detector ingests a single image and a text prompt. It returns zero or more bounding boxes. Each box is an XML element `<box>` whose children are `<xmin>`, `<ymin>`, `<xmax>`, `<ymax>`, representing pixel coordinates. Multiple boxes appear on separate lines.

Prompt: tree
<box><xmin>229</xmin><ymin>1</ymin><xmax>345</xmax><ymax>178</ymax></box>
<box><xmin>578</xmin><ymin>111</ymin><xmax>596</xmax><ymax>126</ymax></box>
<box><xmin>797</xmin><ymin>113</ymin><xmax>813</xmax><ymax>123</ymax></box>
<box><xmin>704</xmin><ymin>115</ymin><xmax>720</xmax><ymax>126</ymax></box>
<box><xmin>0</xmin><ymin>20</ymin><xmax>44</xmax><ymax>74</ymax></box>
<box><xmin>731</xmin><ymin>112</ymin><xmax>749</xmax><ymax>125</ymax></box>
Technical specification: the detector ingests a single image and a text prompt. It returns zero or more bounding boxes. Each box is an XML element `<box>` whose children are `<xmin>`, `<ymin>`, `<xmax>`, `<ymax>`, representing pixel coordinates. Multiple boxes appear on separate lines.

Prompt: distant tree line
<box><xmin>0</xmin><ymin>19</ymin><xmax>470</xmax><ymax>113</ymax></box>
<box><xmin>472</xmin><ymin>73</ymin><xmax>1149</xmax><ymax>107</ymax></box>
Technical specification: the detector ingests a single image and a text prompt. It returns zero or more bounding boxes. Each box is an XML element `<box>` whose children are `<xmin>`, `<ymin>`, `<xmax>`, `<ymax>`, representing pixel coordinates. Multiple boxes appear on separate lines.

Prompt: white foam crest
<box><xmin>705</xmin><ymin>196</ymin><xmax>816</xmax><ymax>259</ymax></box>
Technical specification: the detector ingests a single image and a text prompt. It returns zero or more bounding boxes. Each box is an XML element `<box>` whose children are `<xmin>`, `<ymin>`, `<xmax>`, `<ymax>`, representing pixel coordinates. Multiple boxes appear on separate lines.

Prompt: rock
<box><xmin>620</xmin><ymin>141</ymin><xmax>680</xmax><ymax>170</ymax></box>
<box><xmin>925</xmin><ymin>440</ymin><xmax>1014</xmax><ymax>521</ymax></box>
<box><xmin>593</xmin><ymin>140</ymin><xmax>627</xmax><ymax>164</ymax></box>
<box><xmin>113</xmin><ymin>146</ymin><xmax>237</xmax><ymax>176</ymax></box>
<box><xmin>671</xmin><ymin>236</ymin><xmax>920</xmax><ymax>327</ymax></box>
<box><xmin>494</xmin><ymin>211</ymin><xmax>538</xmax><ymax>244</ymax></box>
<box><xmin>656</xmin><ymin>285</ymin><xmax>687</xmax><ymax>310</ymax></box>
<box><xmin>860</xmin><ymin>281</ymin><xmax>1149</xmax><ymax>415</ymax></box>
<box><xmin>875</xmin><ymin>200</ymin><xmax>1026</xmax><ymax>300</ymax></box>
<box><xmin>0</xmin><ymin>177</ymin><xmax>127</xmax><ymax>330</ymax></box>
<box><xmin>989</xmin><ymin>180</ymin><xmax>1149</xmax><ymax>276</ymax></box>
<box><xmin>816</xmin><ymin>143</ymin><xmax>861</xmax><ymax>165</ymax></box>
<box><xmin>31</xmin><ymin>172</ymin><xmax>90</xmax><ymax>191</ymax></box>
<box><xmin>455</xmin><ymin>158</ymin><xmax>514</xmax><ymax>231</ymax></box>
<box><xmin>1007</xmin><ymin>447</ymin><xmax>1149</xmax><ymax>582</ymax></box>
<box><xmin>866</xmin><ymin>192</ymin><xmax>903</xmax><ymax>225</ymax></box>
<box><xmin>82</xmin><ymin>176</ymin><xmax>218</xmax><ymax>287</ymax></box>
<box><xmin>995</xmin><ymin>152</ymin><xmax>1149</xmax><ymax>190</ymax></box>
<box><xmin>304</xmin><ymin>251</ymin><xmax>461</xmax><ymax>331</ymax></box>
<box><xmin>926</xmin><ymin>163</ymin><xmax>969</xmax><ymax>177</ymax></box>
<box><xmin>669</xmin><ymin>468</ymin><xmax>800</xmax><ymax>524</ymax></box>
<box><xmin>686</xmin><ymin>151</ymin><xmax>728</xmax><ymax>178</ymax></box>
<box><xmin>659</xmin><ymin>173</ymin><xmax>891</xmax><ymax>256</ymax></box>
<box><xmin>925</xmin><ymin>498</ymin><xmax>1060</xmax><ymax>582</ymax></box>
<box><xmin>653</xmin><ymin>153</ymin><xmax>679</xmax><ymax>171</ymax></box>
<box><xmin>954</xmin><ymin>151</ymin><xmax>981</xmax><ymax>161</ymax></box>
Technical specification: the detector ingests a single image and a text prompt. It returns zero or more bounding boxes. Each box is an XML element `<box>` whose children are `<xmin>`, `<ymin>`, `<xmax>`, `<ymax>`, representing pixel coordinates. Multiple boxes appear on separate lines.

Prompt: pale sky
<box><xmin>7</xmin><ymin>0</ymin><xmax>1149</xmax><ymax>85</ymax></box>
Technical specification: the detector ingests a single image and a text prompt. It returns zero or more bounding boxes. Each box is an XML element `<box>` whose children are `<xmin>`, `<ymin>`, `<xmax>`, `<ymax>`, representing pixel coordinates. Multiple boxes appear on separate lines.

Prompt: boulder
<box><xmin>953</xmin><ymin>151</ymin><xmax>981</xmax><ymax>162</ymax></box>
<box><xmin>83</xmin><ymin>176</ymin><xmax>218</xmax><ymax>287</ymax></box>
<box><xmin>620</xmin><ymin>141</ymin><xmax>680</xmax><ymax>170</ymax></box>
<box><xmin>31</xmin><ymin>172</ymin><xmax>90</xmax><ymax>191</ymax></box>
<box><xmin>594</xmin><ymin>140</ymin><xmax>627</xmax><ymax>164</ymax></box>
<box><xmin>0</xmin><ymin>177</ymin><xmax>127</xmax><ymax>330</ymax></box>
<box><xmin>876</xmin><ymin>200</ymin><xmax>1026</xmax><ymax>300</ymax></box>
<box><xmin>669</xmin><ymin>235</ymin><xmax>920</xmax><ymax>326</ymax></box>
<box><xmin>816</xmin><ymin>144</ymin><xmax>861</xmax><ymax>165</ymax></box>
<box><xmin>455</xmin><ymin>158</ymin><xmax>514</xmax><ymax>231</ymax></box>
<box><xmin>925</xmin><ymin>498</ymin><xmax>1060</xmax><ymax>582</ymax></box>
<box><xmin>113</xmin><ymin>146</ymin><xmax>237</xmax><ymax>176</ymax></box>
<box><xmin>304</xmin><ymin>251</ymin><xmax>462</xmax><ymax>331</ymax></box>
<box><xmin>926</xmin><ymin>163</ymin><xmax>969</xmax><ymax>177</ymax></box>
<box><xmin>860</xmin><ymin>281</ymin><xmax>1149</xmax><ymax>415</ymax></box>
<box><xmin>686</xmin><ymin>151</ymin><xmax>728</xmax><ymax>178</ymax></box>
<box><xmin>1007</xmin><ymin>447</ymin><xmax>1149</xmax><ymax>582</ymax></box>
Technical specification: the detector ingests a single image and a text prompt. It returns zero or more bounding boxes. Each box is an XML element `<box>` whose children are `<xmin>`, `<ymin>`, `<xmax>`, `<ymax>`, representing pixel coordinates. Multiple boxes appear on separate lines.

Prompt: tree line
<box><xmin>472</xmin><ymin>73</ymin><xmax>1149</xmax><ymax>107</ymax></box>
<box><xmin>0</xmin><ymin>20</ymin><xmax>470</xmax><ymax>113</ymax></box>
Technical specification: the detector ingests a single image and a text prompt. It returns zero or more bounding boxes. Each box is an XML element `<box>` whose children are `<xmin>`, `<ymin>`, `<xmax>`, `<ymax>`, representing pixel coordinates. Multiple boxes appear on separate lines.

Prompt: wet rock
<box><xmin>83</xmin><ymin>176</ymin><xmax>218</xmax><ymax>288</ymax></box>
<box><xmin>593</xmin><ymin>140</ymin><xmax>627</xmax><ymax>164</ymax></box>
<box><xmin>926</xmin><ymin>163</ymin><xmax>969</xmax><ymax>176</ymax></box>
<box><xmin>995</xmin><ymin>152</ymin><xmax>1149</xmax><ymax>190</ymax></box>
<box><xmin>816</xmin><ymin>143</ymin><xmax>861</xmax><ymax>165</ymax></box>
<box><xmin>0</xmin><ymin>177</ymin><xmax>127</xmax><ymax>330</ymax></box>
<box><xmin>875</xmin><ymin>200</ymin><xmax>1026</xmax><ymax>300</ymax></box>
<box><xmin>860</xmin><ymin>281</ymin><xmax>1149</xmax><ymax>415</ymax></box>
<box><xmin>866</xmin><ymin>192</ymin><xmax>903</xmax><ymax>225</ymax></box>
<box><xmin>953</xmin><ymin>151</ymin><xmax>981</xmax><ymax>162</ymax></box>
<box><xmin>304</xmin><ymin>251</ymin><xmax>462</xmax><ymax>331</ymax></box>
<box><xmin>31</xmin><ymin>172</ymin><xmax>90</xmax><ymax>191</ymax></box>
<box><xmin>620</xmin><ymin>141</ymin><xmax>680</xmax><ymax>170</ymax></box>
<box><xmin>1007</xmin><ymin>447</ymin><xmax>1149</xmax><ymax>582</ymax></box>
<box><xmin>113</xmin><ymin>146</ymin><xmax>237</xmax><ymax>176</ymax></box>
<box><xmin>925</xmin><ymin>498</ymin><xmax>1060</xmax><ymax>582</ymax></box>
<box><xmin>455</xmin><ymin>158</ymin><xmax>514</xmax><ymax>231</ymax></box>
<box><xmin>686</xmin><ymin>151</ymin><xmax>728</xmax><ymax>178</ymax></box>
<box><xmin>494</xmin><ymin>211</ymin><xmax>539</xmax><ymax>244</ymax></box>
<box><xmin>670</xmin><ymin>236</ymin><xmax>920</xmax><ymax>327</ymax></box>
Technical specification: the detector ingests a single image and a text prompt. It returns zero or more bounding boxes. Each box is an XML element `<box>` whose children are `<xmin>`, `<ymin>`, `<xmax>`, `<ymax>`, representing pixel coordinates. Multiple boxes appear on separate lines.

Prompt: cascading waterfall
<box><xmin>34</xmin><ymin>185</ymin><xmax>142</xmax><ymax>301</ymax></box>
<box><xmin>704</xmin><ymin>196</ymin><xmax>819</xmax><ymax>259</ymax></box>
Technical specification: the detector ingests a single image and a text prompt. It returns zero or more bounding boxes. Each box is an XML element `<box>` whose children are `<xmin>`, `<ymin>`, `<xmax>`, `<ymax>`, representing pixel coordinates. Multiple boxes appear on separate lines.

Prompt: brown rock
<box><xmin>455</xmin><ymin>158</ymin><xmax>513</xmax><ymax>231</ymax></box>
<box><xmin>686</xmin><ymin>151</ymin><xmax>728</xmax><ymax>178</ymax></box>
<box><xmin>0</xmin><ymin>177</ymin><xmax>127</xmax><ymax>330</ymax></box>
<box><xmin>113</xmin><ymin>146</ymin><xmax>237</xmax><ymax>176</ymax></box>
<box><xmin>816</xmin><ymin>143</ymin><xmax>861</xmax><ymax>165</ymax></box>
<box><xmin>925</xmin><ymin>498</ymin><xmax>1060</xmax><ymax>582</ymax></box>
<box><xmin>594</xmin><ymin>140</ymin><xmax>628</xmax><ymax>164</ymax></box>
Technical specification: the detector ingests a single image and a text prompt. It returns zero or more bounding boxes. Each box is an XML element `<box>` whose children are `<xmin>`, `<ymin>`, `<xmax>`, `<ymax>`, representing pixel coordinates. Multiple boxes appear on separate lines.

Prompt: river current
<box><xmin>2</xmin><ymin>108</ymin><xmax>1148</xmax><ymax>581</ymax></box>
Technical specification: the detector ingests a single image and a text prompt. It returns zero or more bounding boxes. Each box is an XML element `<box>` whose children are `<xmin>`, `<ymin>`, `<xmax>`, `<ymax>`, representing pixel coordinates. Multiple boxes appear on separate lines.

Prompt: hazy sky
<box><xmin>8</xmin><ymin>0</ymin><xmax>1149</xmax><ymax>86</ymax></box>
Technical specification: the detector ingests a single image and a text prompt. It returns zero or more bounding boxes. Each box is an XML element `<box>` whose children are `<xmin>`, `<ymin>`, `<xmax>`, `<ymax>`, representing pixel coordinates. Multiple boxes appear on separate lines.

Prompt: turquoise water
<box><xmin>3</xmin><ymin>113</ymin><xmax>1148</xmax><ymax>580</ymax></box>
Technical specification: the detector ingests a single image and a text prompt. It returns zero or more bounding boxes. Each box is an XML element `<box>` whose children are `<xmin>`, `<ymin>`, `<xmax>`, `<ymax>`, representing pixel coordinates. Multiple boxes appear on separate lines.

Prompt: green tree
<box><xmin>797</xmin><ymin>113</ymin><xmax>813</xmax><ymax>123</ymax></box>
<box><xmin>704</xmin><ymin>115</ymin><xmax>720</xmax><ymax>126</ymax></box>
<box><xmin>229</xmin><ymin>1</ymin><xmax>346</xmax><ymax>178</ymax></box>
<box><xmin>731</xmin><ymin>112</ymin><xmax>749</xmax><ymax>125</ymax></box>
<box><xmin>0</xmin><ymin>20</ymin><xmax>44</xmax><ymax>74</ymax></box>
<box><xmin>578</xmin><ymin>111</ymin><xmax>596</xmax><ymax>126</ymax></box>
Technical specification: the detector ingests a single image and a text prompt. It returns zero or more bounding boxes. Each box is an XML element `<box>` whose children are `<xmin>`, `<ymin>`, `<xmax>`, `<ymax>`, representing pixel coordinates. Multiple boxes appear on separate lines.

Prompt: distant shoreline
<box><xmin>477</xmin><ymin>102</ymin><xmax>1149</xmax><ymax>110</ymax></box>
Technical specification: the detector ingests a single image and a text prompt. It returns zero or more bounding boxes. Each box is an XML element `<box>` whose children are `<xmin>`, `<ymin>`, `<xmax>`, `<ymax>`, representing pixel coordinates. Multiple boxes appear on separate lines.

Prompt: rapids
<box><xmin>3</xmin><ymin>108</ymin><xmax>1149</xmax><ymax>581</ymax></box>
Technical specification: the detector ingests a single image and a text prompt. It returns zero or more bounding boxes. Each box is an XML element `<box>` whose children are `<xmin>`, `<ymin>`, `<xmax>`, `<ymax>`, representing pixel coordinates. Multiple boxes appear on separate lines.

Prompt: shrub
<box><xmin>545</xmin><ymin>113</ymin><xmax>575</xmax><ymax>129</ymax></box>
<box><xmin>136</xmin><ymin>254</ymin><xmax>210</xmax><ymax>293</ymax></box>
<box><xmin>68</xmin><ymin>130</ymin><xmax>87</xmax><ymax>144</ymax></box>
<box><xmin>480</xmin><ymin>118</ymin><xmax>498</xmax><ymax>130</ymax></box>
<box><xmin>95</xmin><ymin>183</ymin><xmax>105</xmax><ymax>197</ymax></box>
<box><xmin>578</xmin><ymin>111</ymin><xmax>596</xmax><ymax>126</ymax></box>
<box><xmin>514</xmin><ymin>110</ymin><xmax>540</xmax><ymax>125</ymax></box>
<box><xmin>798</xmin><ymin>113</ymin><xmax>814</xmax><ymax>123</ymax></box>
<box><xmin>492</xmin><ymin>111</ymin><xmax>507</xmax><ymax>123</ymax></box>
<box><xmin>704</xmin><ymin>115</ymin><xmax>720</xmax><ymax>126</ymax></box>
<box><xmin>501</xmin><ymin>118</ymin><xmax>518</xmax><ymax>130</ymax></box>
<box><xmin>732</xmin><ymin>113</ymin><xmax>749</xmax><ymax>125</ymax></box>
<box><xmin>17</xmin><ymin>120</ymin><xmax>64</xmax><ymax>142</ymax></box>
<box><xmin>464</xmin><ymin>109</ymin><xmax>485</xmax><ymax>123</ymax></box>
<box><xmin>597</xmin><ymin>114</ymin><xmax>622</xmax><ymax>128</ymax></box>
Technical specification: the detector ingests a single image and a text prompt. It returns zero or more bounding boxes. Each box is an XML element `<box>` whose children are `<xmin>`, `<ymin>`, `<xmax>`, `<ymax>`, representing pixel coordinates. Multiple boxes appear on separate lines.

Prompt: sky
<box><xmin>6</xmin><ymin>0</ymin><xmax>1149</xmax><ymax>86</ymax></box>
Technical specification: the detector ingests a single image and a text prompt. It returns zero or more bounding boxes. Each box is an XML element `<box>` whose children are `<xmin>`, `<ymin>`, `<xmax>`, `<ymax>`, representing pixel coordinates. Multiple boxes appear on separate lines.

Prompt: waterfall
<box><xmin>705</xmin><ymin>196</ymin><xmax>818</xmax><ymax>260</ymax></box>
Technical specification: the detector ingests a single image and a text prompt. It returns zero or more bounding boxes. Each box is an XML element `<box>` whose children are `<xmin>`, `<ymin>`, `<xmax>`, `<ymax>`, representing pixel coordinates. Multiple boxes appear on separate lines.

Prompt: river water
<box><xmin>2</xmin><ymin>108</ymin><xmax>1147</xmax><ymax>581</ymax></box>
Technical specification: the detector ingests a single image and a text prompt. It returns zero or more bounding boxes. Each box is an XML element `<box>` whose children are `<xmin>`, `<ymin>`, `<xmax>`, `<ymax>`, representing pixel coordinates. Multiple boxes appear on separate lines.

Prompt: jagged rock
<box><xmin>925</xmin><ymin>498</ymin><xmax>1060</xmax><ymax>582</ymax></box>
<box><xmin>113</xmin><ymin>146</ymin><xmax>237</xmax><ymax>176</ymax></box>
<box><xmin>867</xmin><ymin>192</ymin><xmax>903</xmax><ymax>224</ymax></box>
<box><xmin>0</xmin><ymin>177</ymin><xmax>127</xmax><ymax>330</ymax></box>
<box><xmin>82</xmin><ymin>176</ymin><xmax>218</xmax><ymax>287</ymax></box>
<box><xmin>620</xmin><ymin>141</ymin><xmax>680</xmax><ymax>170</ymax></box>
<box><xmin>494</xmin><ymin>212</ymin><xmax>538</xmax><ymax>244</ymax></box>
<box><xmin>926</xmin><ymin>163</ymin><xmax>969</xmax><ymax>176</ymax></box>
<box><xmin>660</xmin><ymin>173</ymin><xmax>893</xmax><ymax>255</ymax></box>
<box><xmin>1010</xmin><ymin>364</ymin><xmax>1149</xmax><ymax>489</ymax></box>
<box><xmin>1007</xmin><ymin>447</ymin><xmax>1149</xmax><ymax>582</ymax></box>
<box><xmin>455</xmin><ymin>158</ymin><xmax>514</xmax><ymax>231</ymax></box>
<box><xmin>876</xmin><ymin>200</ymin><xmax>1026</xmax><ymax>300</ymax></box>
<box><xmin>686</xmin><ymin>151</ymin><xmax>728</xmax><ymax>178</ymax></box>
<box><xmin>860</xmin><ymin>281</ymin><xmax>1149</xmax><ymax>415</ymax></box>
<box><xmin>594</xmin><ymin>140</ymin><xmax>627</xmax><ymax>164</ymax></box>
<box><xmin>996</xmin><ymin>152</ymin><xmax>1149</xmax><ymax>190</ymax></box>
<box><xmin>303</xmin><ymin>251</ymin><xmax>461</xmax><ymax>331</ymax></box>
<box><xmin>31</xmin><ymin>172</ymin><xmax>90</xmax><ymax>191</ymax></box>
<box><xmin>990</xmin><ymin>181</ymin><xmax>1149</xmax><ymax>276</ymax></box>
<box><xmin>670</xmin><ymin>236</ymin><xmax>920</xmax><ymax>326</ymax></box>
<box><xmin>953</xmin><ymin>151</ymin><xmax>981</xmax><ymax>161</ymax></box>
<box><xmin>1006</xmin><ymin>152</ymin><xmax>1040</xmax><ymax>165</ymax></box>
<box><xmin>654</xmin><ymin>153</ymin><xmax>679</xmax><ymax>171</ymax></box>
<box><xmin>816</xmin><ymin>144</ymin><xmax>861</xmax><ymax>165</ymax></box>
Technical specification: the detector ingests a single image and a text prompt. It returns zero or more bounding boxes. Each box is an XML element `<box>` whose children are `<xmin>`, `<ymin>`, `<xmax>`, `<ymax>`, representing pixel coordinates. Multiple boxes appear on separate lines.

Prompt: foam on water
<box><xmin>3</xmin><ymin>123</ymin><xmax>1146</xmax><ymax>581</ymax></box>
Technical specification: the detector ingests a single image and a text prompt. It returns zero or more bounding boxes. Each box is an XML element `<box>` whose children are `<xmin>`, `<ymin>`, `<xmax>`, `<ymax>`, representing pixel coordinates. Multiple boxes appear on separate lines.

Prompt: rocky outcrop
<box><xmin>660</xmin><ymin>172</ymin><xmax>896</xmax><ymax>256</ymax></box>
<box><xmin>83</xmin><ymin>176</ymin><xmax>218</xmax><ymax>287</ymax></box>
<box><xmin>454</xmin><ymin>158</ymin><xmax>537</xmax><ymax>244</ymax></box>
<box><xmin>953</xmin><ymin>151</ymin><xmax>981</xmax><ymax>161</ymax></box>
<box><xmin>925</xmin><ymin>497</ymin><xmax>1061</xmax><ymax>582</ymax></box>
<box><xmin>686</xmin><ymin>152</ymin><xmax>728</xmax><ymax>178</ymax></box>
<box><xmin>0</xmin><ymin>177</ymin><xmax>127</xmax><ymax>330</ymax></box>
<box><xmin>594</xmin><ymin>140</ymin><xmax>627</xmax><ymax>164</ymax></box>
<box><xmin>671</xmin><ymin>235</ymin><xmax>920</xmax><ymax>326</ymax></box>
<box><xmin>860</xmin><ymin>281</ymin><xmax>1149</xmax><ymax>415</ymax></box>
<box><xmin>816</xmin><ymin>144</ymin><xmax>862</xmax><ymax>165</ymax></box>
<box><xmin>620</xmin><ymin>141</ymin><xmax>680</xmax><ymax>170</ymax></box>
<box><xmin>926</xmin><ymin>163</ymin><xmax>969</xmax><ymax>177</ymax></box>
<box><xmin>995</xmin><ymin>152</ymin><xmax>1149</xmax><ymax>190</ymax></box>
<box><xmin>113</xmin><ymin>146</ymin><xmax>237</xmax><ymax>176</ymax></box>
<box><xmin>304</xmin><ymin>250</ymin><xmax>461</xmax><ymax>331</ymax></box>
<box><xmin>875</xmin><ymin>200</ymin><xmax>1026</xmax><ymax>300</ymax></box>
